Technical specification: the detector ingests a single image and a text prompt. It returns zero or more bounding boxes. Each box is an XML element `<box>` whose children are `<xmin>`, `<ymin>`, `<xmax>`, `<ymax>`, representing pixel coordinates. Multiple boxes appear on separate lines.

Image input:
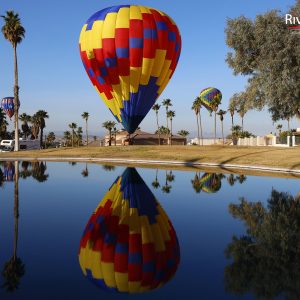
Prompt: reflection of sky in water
<box><xmin>0</xmin><ymin>162</ymin><xmax>299</xmax><ymax>299</ymax></box>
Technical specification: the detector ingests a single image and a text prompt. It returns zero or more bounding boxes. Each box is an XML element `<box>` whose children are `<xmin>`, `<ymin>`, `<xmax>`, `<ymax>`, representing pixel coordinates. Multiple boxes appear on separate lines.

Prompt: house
<box><xmin>100</xmin><ymin>130</ymin><xmax>186</xmax><ymax>146</ymax></box>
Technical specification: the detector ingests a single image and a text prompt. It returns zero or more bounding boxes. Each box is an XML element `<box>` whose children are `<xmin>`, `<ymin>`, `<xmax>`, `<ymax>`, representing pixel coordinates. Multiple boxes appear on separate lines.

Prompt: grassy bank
<box><xmin>0</xmin><ymin>145</ymin><xmax>299</xmax><ymax>170</ymax></box>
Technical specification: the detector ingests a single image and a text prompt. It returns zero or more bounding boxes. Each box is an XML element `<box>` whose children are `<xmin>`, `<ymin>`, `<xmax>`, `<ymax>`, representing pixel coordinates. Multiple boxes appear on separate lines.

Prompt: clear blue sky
<box><xmin>0</xmin><ymin>0</ymin><xmax>297</xmax><ymax>137</ymax></box>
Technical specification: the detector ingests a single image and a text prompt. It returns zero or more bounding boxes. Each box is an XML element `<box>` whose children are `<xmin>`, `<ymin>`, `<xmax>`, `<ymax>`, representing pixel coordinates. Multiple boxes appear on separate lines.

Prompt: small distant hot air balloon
<box><xmin>199</xmin><ymin>88</ymin><xmax>222</xmax><ymax>114</ymax></box>
<box><xmin>79</xmin><ymin>167</ymin><xmax>180</xmax><ymax>293</ymax></box>
<box><xmin>3</xmin><ymin>162</ymin><xmax>15</xmax><ymax>182</ymax></box>
<box><xmin>1</xmin><ymin>97</ymin><xmax>14</xmax><ymax>119</ymax></box>
<box><xmin>79</xmin><ymin>5</ymin><xmax>181</xmax><ymax>134</ymax></box>
<box><xmin>200</xmin><ymin>173</ymin><xmax>222</xmax><ymax>194</ymax></box>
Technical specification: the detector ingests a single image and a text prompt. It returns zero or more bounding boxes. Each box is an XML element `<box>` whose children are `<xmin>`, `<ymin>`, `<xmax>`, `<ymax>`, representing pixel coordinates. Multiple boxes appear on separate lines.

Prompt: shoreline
<box><xmin>1</xmin><ymin>156</ymin><xmax>300</xmax><ymax>178</ymax></box>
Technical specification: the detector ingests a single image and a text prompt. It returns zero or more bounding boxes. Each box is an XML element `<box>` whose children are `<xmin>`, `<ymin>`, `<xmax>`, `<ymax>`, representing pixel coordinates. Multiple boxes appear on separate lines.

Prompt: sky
<box><xmin>0</xmin><ymin>0</ymin><xmax>297</xmax><ymax>138</ymax></box>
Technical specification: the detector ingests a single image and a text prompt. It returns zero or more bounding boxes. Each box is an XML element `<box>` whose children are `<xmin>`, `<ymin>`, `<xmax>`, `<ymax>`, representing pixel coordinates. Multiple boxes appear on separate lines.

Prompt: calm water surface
<box><xmin>0</xmin><ymin>161</ymin><xmax>299</xmax><ymax>300</ymax></box>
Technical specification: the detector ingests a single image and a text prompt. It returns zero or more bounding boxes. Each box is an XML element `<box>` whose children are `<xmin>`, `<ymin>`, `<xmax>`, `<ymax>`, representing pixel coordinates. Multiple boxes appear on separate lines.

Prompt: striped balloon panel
<box><xmin>79</xmin><ymin>168</ymin><xmax>180</xmax><ymax>293</ymax></box>
<box><xmin>1</xmin><ymin>97</ymin><xmax>14</xmax><ymax>118</ymax></box>
<box><xmin>79</xmin><ymin>5</ymin><xmax>181</xmax><ymax>133</ymax></box>
<box><xmin>199</xmin><ymin>87</ymin><xmax>222</xmax><ymax>113</ymax></box>
<box><xmin>200</xmin><ymin>173</ymin><xmax>222</xmax><ymax>193</ymax></box>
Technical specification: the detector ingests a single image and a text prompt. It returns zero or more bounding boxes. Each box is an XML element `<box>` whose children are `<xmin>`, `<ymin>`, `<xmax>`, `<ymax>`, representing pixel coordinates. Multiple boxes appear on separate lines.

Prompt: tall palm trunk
<box><xmin>71</xmin><ymin>131</ymin><xmax>74</xmax><ymax>147</ymax></box>
<box><xmin>221</xmin><ymin>120</ymin><xmax>224</xmax><ymax>144</ymax></box>
<box><xmin>40</xmin><ymin>128</ymin><xmax>43</xmax><ymax>149</ymax></box>
<box><xmin>86</xmin><ymin>120</ymin><xmax>88</xmax><ymax>147</ymax></box>
<box><xmin>156</xmin><ymin>111</ymin><xmax>160</xmax><ymax>145</ymax></box>
<box><xmin>14</xmin><ymin>161</ymin><xmax>19</xmax><ymax>260</ymax></box>
<box><xmin>166</xmin><ymin>108</ymin><xmax>169</xmax><ymax>130</ymax></box>
<box><xmin>242</xmin><ymin>117</ymin><xmax>244</xmax><ymax>132</ymax></box>
<box><xmin>170</xmin><ymin>119</ymin><xmax>173</xmax><ymax>146</ymax></box>
<box><xmin>14</xmin><ymin>46</ymin><xmax>20</xmax><ymax>151</ymax></box>
<box><xmin>196</xmin><ymin>112</ymin><xmax>200</xmax><ymax>145</ymax></box>
<box><xmin>199</xmin><ymin>111</ymin><xmax>203</xmax><ymax>146</ymax></box>
<box><xmin>288</xmin><ymin>118</ymin><xmax>290</xmax><ymax>131</ymax></box>
<box><xmin>109</xmin><ymin>130</ymin><xmax>112</xmax><ymax>146</ymax></box>
<box><xmin>214</xmin><ymin>111</ymin><xmax>217</xmax><ymax>143</ymax></box>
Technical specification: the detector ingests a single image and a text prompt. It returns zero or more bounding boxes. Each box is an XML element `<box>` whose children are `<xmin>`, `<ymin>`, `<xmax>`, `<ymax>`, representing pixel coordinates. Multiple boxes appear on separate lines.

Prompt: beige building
<box><xmin>100</xmin><ymin>130</ymin><xmax>186</xmax><ymax>146</ymax></box>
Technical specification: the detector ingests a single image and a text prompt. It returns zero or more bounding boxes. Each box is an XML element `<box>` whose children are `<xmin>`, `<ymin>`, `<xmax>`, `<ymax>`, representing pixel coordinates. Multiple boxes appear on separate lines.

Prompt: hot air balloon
<box><xmin>199</xmin><ymin>88</ymin><xmax>222</xmax><ymax>114</ymax></box>
<box><xmin>200</xmin><ymin>173</ymin><xmax>222</xmax><ymax>194</ymax></box>
<box><xmin>79</xmin><ymin>5</ymin><xmax>181</xmax><ymax>134</ymax></box>
<box><xmin>79</xmin><ymin>167</ymin><xmax>180</xmax><ymax>293</ymax></box>
<box><xmin>3</xmin><ymin>162</ymin><xmax>15</xmax><ymax>182</ymax></box>
<box><xmin>1</xmin><ymin>97</ymin><xmax>14</xmax><ymax>119</ymax></box>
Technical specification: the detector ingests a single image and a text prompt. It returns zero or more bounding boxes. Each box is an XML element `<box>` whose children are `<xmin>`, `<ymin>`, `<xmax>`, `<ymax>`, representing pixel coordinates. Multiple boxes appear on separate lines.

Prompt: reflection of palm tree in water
<box><xmin>2</xmin><ymin>161</ymin><xmax>25</xmax><ymax>292</ymax></box>
<box><xmin>102</xmin><ymin>165</ymin><xmax>115</xmax><ymax>171</ymax></box>
<box><xmin>152</xmin><ymin>169</ymin><xmax>160</xmax><ymax>189</ymax></box>
<box><xmin>162</xmin><ymin>170</ymin><xmax>174</xmax><ymax>194</ymax></box>
<box><xmin>191</xmin><ymin>172</ymin><xmax>202</xmax><ymax>193</ymax></box>
<box><xmin>31</xmin><ymin>162</ymin><xmax>48</xmax><ymax>182</ymax></box>
<box><xmin>225</xmin><ymin>189</ymin><xmax>300</xmax><ymax>299</ymax></box>
<box><xmin>81</xmin><ymin>163</ymin><xmax>89</xmax><ymax>177</ymax></box>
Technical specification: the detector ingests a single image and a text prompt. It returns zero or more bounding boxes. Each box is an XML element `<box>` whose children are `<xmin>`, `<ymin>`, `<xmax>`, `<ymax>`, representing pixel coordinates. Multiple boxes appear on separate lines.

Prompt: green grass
<box><xmin>0</xmin><ymin>145</ymin><xmax>299</xmax><ymax>170</ymax></box>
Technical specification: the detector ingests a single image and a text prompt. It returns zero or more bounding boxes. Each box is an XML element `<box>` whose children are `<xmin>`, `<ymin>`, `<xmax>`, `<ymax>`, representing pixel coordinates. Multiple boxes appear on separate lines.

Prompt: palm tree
<box><xmin>34</xmin><ymin>110</ymin><xmax>49</xmax><ymax>148</ymax></box>
<box><xmin>1</xmin><ymin>11</ymin><xmax>25</xmax><ymax>151</ymax></box>
<box><xmin>228</xmin><ymin>99</ymin><xmax>236</xmax><ymax>128</ymax></box>
<box><xmin>177</xmin><ymin>130</ymin><xmax>189</xmax><ymax>145</ymax></box>
<box><xmin>2</xmin><ymin>161</ymin><xmax>25</xmax><ymax>291</ymax></box>
<box><xmin>276</xmin><ymin>124</ymin><xmax>283</xmax><ymax>136</ymax></box>
<box><xmin>162</xmin><ymin>99</ymin><xmax>172</xmax><ymax>133</ymax></box>
<box><xmin>211</xmin><ymin>98</ymin><xmax>222</xmax><ymax>144</ymax></box>
<box><xmin>152</xmin><ymin>103</ymin><xmax>161</xmax><ymax>145</ymax></box>
<box><xmin>31</xmin><ymin>114</ymin><xmax>40</xmax><ymax>140</ymax></box>
<box><xmin>19</xmin><ymin>113</ymin><xmax>31</xmax><ymax>139</ymax></box>
<box><xmin>167</xmin><ymin>110</ymin><xmax>175</xmax><ymax>145</ymax></box>
<box><xmin>46</xmin><ymin>132</ymin><xmax>56</xmax><ymax>145</ymax></box>
<box><xmin>192</xmin><ymin>97</ymin><xmax>203</xmax><ymax>146</ymax></box>
<box><xmin>217</xmin><ymin>109</ymin><xmax>227</xmax><ymax>144</ymax></box>
<box><xmin>112</xmin><ymin>126</ymin><xmax>118</xmax><ymax>146</ymax></box>
<box><xmin>81</xmin><ymin>112</ymin><xmax>89</xmax><ymax>146</ymax></box>
<box><xmin>63</xmin><ymin>131</ymin><xmax>71</xmax><ymax>146</ymax></box>
<box><xmin>76</xmin><ymin>126</ymin><xmax>83</xmax><ymax>146</ymax></box>
<box><xmin>68</xmin><ymin>123</ymin><xmax>77</xmax><ymax>147</ymax></box>
<box><xmin>102</xmin><ymin>121</ymin><xmax>116</xmax><ymax>146</ymax></box>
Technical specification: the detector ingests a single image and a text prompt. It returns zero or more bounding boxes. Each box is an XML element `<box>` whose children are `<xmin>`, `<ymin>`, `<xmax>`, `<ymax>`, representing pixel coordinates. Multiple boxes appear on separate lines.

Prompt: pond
<box><xmin>0</xmin><ymin>161</ymin><xmax>299</xmax><ymax>300</ymax></box>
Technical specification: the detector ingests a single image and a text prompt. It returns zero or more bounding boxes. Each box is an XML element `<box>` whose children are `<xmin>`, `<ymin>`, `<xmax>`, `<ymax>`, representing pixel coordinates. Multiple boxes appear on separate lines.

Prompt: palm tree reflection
<box><xmin>2</xmin><ymin>161</ymin><xmax>25</xmax><ymax>292</ymax></box>
<box><xmin>225</xmin><ymin>189</ymin><xmax>300</xmax><ymax>299</ymax></box>
<box><xmin>81</xmin><ymin>163</ymin><xmax>89</xmax><ymax>178</ymax></box>
<box><xmin>152</xmin><ymin>169</ymin><xmax>160</xmax><ymax>189</ymax></box>
<box><xmin>162</xmin><ymin>171</ymin><xmax>175</xmax><ymax>194</ymax></box>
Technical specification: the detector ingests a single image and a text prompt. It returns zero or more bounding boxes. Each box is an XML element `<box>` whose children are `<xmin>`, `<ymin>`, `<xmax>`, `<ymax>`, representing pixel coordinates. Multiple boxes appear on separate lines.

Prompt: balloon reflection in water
<box><xmin>3</xmin><ymin>162</ymin><xmax>15</xmax><ymax>181</ymax></box>
<box><xmin>200</xmin><ymin>173</ymin><xmax>222</xmax><ymax>193</ymax></box>
<box><xmin>79</xmin><ymin>168</ymin><xmax>180</xmax><ymax>293</ymax></box>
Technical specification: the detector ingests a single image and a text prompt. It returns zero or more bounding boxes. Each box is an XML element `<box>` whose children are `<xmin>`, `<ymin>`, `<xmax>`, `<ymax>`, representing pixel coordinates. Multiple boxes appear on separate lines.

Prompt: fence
<box><xmin>238</xmin><ymin>136</ymin><xmax>291</xmax><ymax>147</ymax></box>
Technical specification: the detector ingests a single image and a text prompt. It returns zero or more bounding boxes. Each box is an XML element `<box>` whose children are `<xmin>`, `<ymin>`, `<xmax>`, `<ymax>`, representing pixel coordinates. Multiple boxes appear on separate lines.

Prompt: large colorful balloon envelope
<box><xmin>79</xmin><ymin>167</ymin><xmax>180</xmax><ymax>293</ymax></box>
<box><xmin>79</xmin><ymin>5</ymin><xmax>181</xmax><ymax>134</ymax></box>
<box><xmin>199</xmin><ymin>88</ymin><xmax>222</xmax><ymax>114</ymax></box>
<box><xmin>3</xmin><ymin>162</ymin><xmax>15</xmax><ymax>182</ymax></box>
<box><xmin>200</xmin><ymin>173</ymin><xmax>222</xmax><ymax>194</ymax></box>
<box><xmin>1</xmin><ymin>97</ymin><xmax>14</xmax><ymax>119</ymax></box>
